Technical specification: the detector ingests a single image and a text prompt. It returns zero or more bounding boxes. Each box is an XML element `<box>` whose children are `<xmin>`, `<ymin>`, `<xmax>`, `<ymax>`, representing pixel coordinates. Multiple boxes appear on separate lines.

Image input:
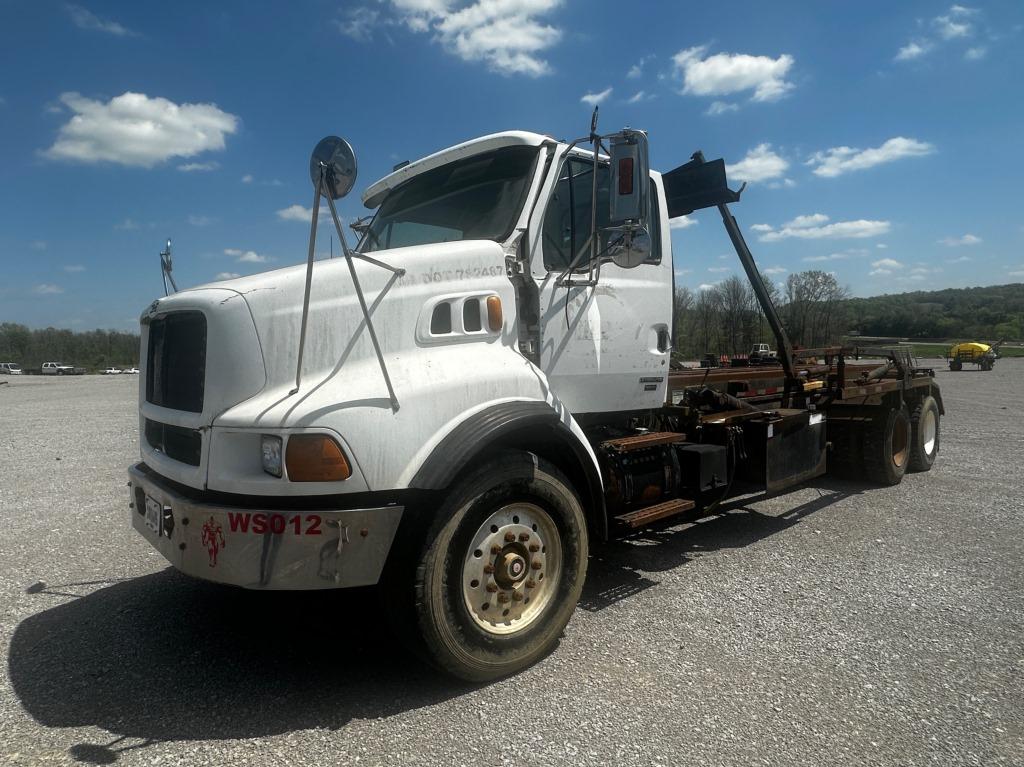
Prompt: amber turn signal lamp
<box><xmin>486</xmin><ymin>295</ymin><xmax>503</xmax><ymax>332</ymax></box>
<box><xmin>286</xmin><ymin>434</ymin><xmax>351</xmax><ymax>482</ymax></box>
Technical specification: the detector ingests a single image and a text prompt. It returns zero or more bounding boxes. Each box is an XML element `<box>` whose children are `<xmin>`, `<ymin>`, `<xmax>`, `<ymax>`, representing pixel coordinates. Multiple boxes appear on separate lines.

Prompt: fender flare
<box><xmin>410</xmin><ymin>401</ymin><xmax>607</xmax><ymax>541</ymax></box>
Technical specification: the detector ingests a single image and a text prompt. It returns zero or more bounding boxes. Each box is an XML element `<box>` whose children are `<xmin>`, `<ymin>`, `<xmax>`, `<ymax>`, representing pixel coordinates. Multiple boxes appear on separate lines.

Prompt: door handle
<box><xmin>656</xmin><ymin>327</ymin><xmax>670</xmax><ymax>353</ymax></box>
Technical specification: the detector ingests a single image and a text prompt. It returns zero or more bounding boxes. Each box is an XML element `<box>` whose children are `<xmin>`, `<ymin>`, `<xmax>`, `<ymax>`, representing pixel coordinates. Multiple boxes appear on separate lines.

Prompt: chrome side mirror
<box><xmin>606</xmin><ymin>226</ymin><xmax>652</xmax><ymax>269</ymax></box>
<box><xmin>310</xmin><ymin>136</ymin><xmax>358</xmax><ymax>199</ymax></box>
<box><xmin>608</xmin><ymin>129</ymin><xmax>649</xmax><ymax>225</ymax></box>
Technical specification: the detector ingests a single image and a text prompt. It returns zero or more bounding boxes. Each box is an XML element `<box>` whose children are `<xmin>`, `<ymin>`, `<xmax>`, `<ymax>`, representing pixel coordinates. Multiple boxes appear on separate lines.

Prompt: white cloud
<box><xmin>946</xmin><ymin>255</ymin><xmax>972</xmax><ymax>263</ymax></box>
<box><xmin>30</xmin><ymin>240</ymin><xmax>47</xmax><ymax>251</ymax></box>
<box><xmin>188</xmin><ymin>215</ymin><xmax>215</xmax><ymax>227</ymax></box>
<box><xmin>807</xmin><ymin>137</ymin><xmax>934</xmax><ymax>178</ymax></box>
<box><xmin>935</xmin><ymin>8</ymin><xmax>974</xmax><ymax>39</ymax></box>
<box><xmin>1008</xmin><ymin>269</ymin><xmax>1024</xmax><ymax>278</ymax></box>
<box><xmin>872</xmin><ymin>258</ymin><xmax>903</xmax><ymax>270</ymax></box>
<box><xmin>44</xmin><ymin>92</ymin><xmax>239</xmax><ymax>168</ymax></box>
<box><xmin>964</xmin><ymin>46</ymin><xmax>987</xmax><ymax>60</ymax></box>
<box><xmin>114</xmin><ymin>218</ymin><xmax>139</xmax><ymax>230</ymax></box>
<box><xmin>767</xmin><ymin>178</ymin><xmax>796</xmax><ymax>190</ymax></box>
<box><xmin>675</xmin><ymin>268</ymin><xmax>693</xmax><ymax>276</ymax></box>
<box><xmin>938</xmin><ymin>233</ymin><xmax>981</xmax><ymax>246</ymax></box>
<box><xmin>708</xmin><ymin>266</ymin><xmax>730</xmax><ymax>273</ymax></box>
<box><xmin>353</xmin><ymin>0</ymin><xmax>564</xmax><ymax>77</ymax></box>
<box><xmin>762</xmin><ymin>266</ymin><xmax>787</xmax><ymax>275</ymax></box>
<box><xmin>626</xmin><ymin>55</ymin><xmax>654</xmax><ymax>79</ymax></box>
<box><xmin>669</xmin><ymin>215</ymin><xmax>698</xmax><ymax>230</ymax></box>
<box><xmin>672</xmin><ymin>45</ymin><xmax>795</xmax><ymax>102</ymax></box>
<box><xmin>705</xmin><ymin>100</ymin><xmax>739</xmax><ymax>116</ymax></box>
<box><xmin>241</xmin><ymin>174</ymin><xmax>254</xmax><ymax>183</ymax></box>
<box><xmin>802</xmin><ymin>253</ymin><xmax>849</xmax><ymax>263</ymax></box>
<box><xmin>66</xmin><ymin>4</ymin><xmax>136</xmax><ymax>36</ymax></box>
<box><xmin>756</xmin><ymin>213</ymin><xmax>890</xmax><ymax>242</ymax></box>
<box><xmin>214</xmin><ymin>272</ymin><xmax>242</xmax><ymax>281</ymax></box>
<box><xmin>726</xmin><ymin>143</ymin><xmax>788</xmax><ymax>183</ymax></box>
<box><xmin>580</xmin><ymin>87</ymin><xmax>612</xmax><ymax>106</ymax></box>
<box><xmin>276</xmin><ymin>203</ymin><xmax>336</xmax><ymax>225</ymax></box>
<box><xmin>177</xmin><ymin>161</ymin><xmax>219</xmax><ymax>172</ymax></box>
<box><xmin>224</xmin><ymin>248</ymin><xmax>270</xmax><ymax>264</ymax></box>
<box><xmin>335</xmin><ymin>6</ymin><xmax>380</xmax><ymax>41</ymax></box>
<box><xmin>895</xmin><ymin>41</ymin><xmax>932</xmax><ymax>61</ymax></box>
<box><xmin>896</xmin><ymin>5</ymin><xmax>981</xmax><ymax>63</ymax></box>
<box><xmin>750</xmin><ymin>223</ymin><xmax>773</xmax><ymax>233</ymax></box>
<box><xmin>698</xmin><ymin>283</ymin><xmax>717</xmax><ymax>291</ymax></box>
<box><xmin>63</xmin><ymin>265</ymin><xmax>86</xmax><ymax>272</ymax></box>
<box><xmin>876</xmin><ymin>243</ymin><xmax>888</xmax><ymax>249</ymax></box>
<box><xmin>33</xmin><ymin>283</ymin><xmax>64</xmax><ymax>295</ymax></box>
<box><xmin>627</xmin><ymin>90</ymin><xmax>653</xmax><ymax>104</ymax></box>
<box><xmin>787</xmin><ymin>213</ymin><xmax>830</xmax><ymax>228</ymax></box>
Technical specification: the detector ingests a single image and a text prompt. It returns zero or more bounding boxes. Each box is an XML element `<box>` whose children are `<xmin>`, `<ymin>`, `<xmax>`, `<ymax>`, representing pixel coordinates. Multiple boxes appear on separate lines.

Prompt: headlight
<box><xmin>261</xmin><ymin>434</ymin><xmax>283</xmax><ymax>477</ymax></box>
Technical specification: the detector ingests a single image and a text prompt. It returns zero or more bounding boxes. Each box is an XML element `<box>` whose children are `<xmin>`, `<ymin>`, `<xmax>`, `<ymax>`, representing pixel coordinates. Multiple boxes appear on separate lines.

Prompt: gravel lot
<box><xmin>1</xmin><ymin>366</ymin><xmax>1022</xmax><ymax>766</ymax></box>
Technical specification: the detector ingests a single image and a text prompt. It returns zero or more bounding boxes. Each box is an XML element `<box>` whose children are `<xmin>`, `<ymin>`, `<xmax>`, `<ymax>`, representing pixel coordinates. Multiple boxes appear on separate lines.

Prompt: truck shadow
<box><xmin>8</xmin><ymin>573</ymin><xmax>462</xmax><ymax>763</ymax></box>
<box><xmin>9</xmin><ymin>477</ymin><xmax>866</xmax><ymax>762</ymax></box>
<box><xmin>580</xmin><ymin>477</ymin><xmax>866</xmax><ymax>611</ymax></box>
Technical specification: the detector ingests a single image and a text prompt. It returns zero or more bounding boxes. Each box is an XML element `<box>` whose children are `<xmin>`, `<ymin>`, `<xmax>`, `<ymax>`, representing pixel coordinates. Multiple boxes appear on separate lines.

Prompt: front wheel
<box><xmin>406</xmin><ymin>450</ymin><xmax>588</xmax><ymax>682</ymax></box>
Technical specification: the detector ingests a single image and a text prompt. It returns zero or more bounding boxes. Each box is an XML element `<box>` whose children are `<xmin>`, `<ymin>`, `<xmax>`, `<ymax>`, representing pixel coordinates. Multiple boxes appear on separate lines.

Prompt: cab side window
<box><xmin>542</xmin><ymin>158</ymin><xmax>661</xmax><ymax>271</ymax></box>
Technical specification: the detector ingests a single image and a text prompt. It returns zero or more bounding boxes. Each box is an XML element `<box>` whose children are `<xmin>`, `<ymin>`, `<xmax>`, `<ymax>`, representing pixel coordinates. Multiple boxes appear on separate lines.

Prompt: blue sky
<box><xmin>1</xmin><ymin>1</ymin><xmax>1022</xmax><ymax>330</ymax></box>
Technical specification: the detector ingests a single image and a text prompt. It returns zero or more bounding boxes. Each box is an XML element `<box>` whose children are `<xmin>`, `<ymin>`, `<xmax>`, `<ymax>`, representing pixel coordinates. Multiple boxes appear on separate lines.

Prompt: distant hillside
<box><xmin>844</xmin><ymin>283</ymin><xmax>1024</xmax><ymax>341</ymax></box>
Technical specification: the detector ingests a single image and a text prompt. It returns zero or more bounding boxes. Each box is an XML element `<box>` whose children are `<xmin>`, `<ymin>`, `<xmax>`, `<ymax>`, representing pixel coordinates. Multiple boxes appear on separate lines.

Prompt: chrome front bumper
<box><xmin>128</xmin><ymin>464</ymin><xmax>403</xmax><ymax>590</ymax></box>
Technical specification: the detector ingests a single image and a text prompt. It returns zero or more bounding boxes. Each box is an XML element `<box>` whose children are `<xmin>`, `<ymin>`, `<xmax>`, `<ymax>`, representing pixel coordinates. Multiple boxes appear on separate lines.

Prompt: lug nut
<box><xmin>512</xmin><ymin>591</ymin><xmax>524</xmax><ymax>602</ymax></box>
<box><xmin>491</xmin><ymin>545</ymin><xmax>502</xmax><ymax>555</ymax></box>
<box><xmin>486</xmin><ymin>583</ymin><xmax>498</xmax><ymax>593</ymax></box>
<box><xmin>518</xmin><ymin>533</ymin><xmax>530</xmax><ymax>542</ymax></box>
<box><xmin>483</xmin><ymin>564</ymin><xmax>495</xmax><ymax>574</ymax></box>
<box><xmin>529</xmin><ymin>544</ymin><xmax>540</xmax><ymax>552</ymax></box>
<box><xmin>531</xmin><ymin>560</ymin><xmax>542</xmax><ymax>570</ymax></box>
<box><xmin>504</xmin><ymin>532</ymin><xmax>516</xmax><ymax>543</ymax></box>
<box><xmin>526</xmin><ymin>580</ymin><xmax>536</xmax><ymax>589</ymax></box>
<box><xmin>497</xmin><ymin>593</ymin><xmax>510</xmax><ymax>603</ymax></box>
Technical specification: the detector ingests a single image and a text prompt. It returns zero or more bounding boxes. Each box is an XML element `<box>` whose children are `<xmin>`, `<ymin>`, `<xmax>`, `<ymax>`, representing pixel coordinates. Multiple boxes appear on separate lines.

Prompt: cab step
<box><xmin>600</xmin><ymin>431</ymin><xmax>687</xmax><ymax>453</ymax></box>
<box><xmin>615</xmin><ymin>498</ymin><xmax>696</xmax><ymax>528</ymax></box>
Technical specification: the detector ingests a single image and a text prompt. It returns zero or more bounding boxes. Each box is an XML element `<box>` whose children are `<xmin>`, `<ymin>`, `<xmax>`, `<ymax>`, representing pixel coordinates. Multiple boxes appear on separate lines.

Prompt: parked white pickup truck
<box><xmin>41</xmin><ymin>362</ymin><xmax>85</xmax><ymax>375</ymax></box>
<box><xmin>127</xmin><ymin>122</ymin><xmax>943</xmax><ymax>681</ymax></box>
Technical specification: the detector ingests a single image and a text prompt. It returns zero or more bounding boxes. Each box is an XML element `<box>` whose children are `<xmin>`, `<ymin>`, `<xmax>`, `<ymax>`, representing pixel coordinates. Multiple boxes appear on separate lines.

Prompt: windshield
<box><xmin>359</xmin><ymin>145</ymin><xmax>539</xmax><ymax>253</ymax></box>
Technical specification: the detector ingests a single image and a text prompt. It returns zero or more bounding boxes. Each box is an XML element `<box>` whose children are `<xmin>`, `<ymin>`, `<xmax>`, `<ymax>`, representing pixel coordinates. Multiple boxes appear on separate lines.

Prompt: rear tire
<box><xmin>399</xmin><ymin>450</ymin><xmax>588</xmax><ymax>682</ymax></box>
<box><xmin>862</xmin><ymin>404</ymin><xmax>910</xmax><ymax>486</ymax></box>
<box><xmin>908</xmin><ymin>396</ymin><xmax>940</xmax><ymax>472</ymax></box>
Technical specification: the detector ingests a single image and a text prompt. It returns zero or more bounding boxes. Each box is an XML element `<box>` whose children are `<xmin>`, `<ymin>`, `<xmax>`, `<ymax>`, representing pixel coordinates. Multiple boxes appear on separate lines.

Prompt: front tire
<box><xmin>408</xmin><ymin>450</ymin><xmax>588</xmax><ymax>682</ymax></box>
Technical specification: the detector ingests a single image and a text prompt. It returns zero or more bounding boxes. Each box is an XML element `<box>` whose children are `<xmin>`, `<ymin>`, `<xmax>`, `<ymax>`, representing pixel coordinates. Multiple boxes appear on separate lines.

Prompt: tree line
<box><xmin>0</xmin><ymin>323</ymin><xmax>140</xmax><ymax>370</ymax></box>
<box><xmin>674</xmin><ymin>273</ymin><xmax>1024</xmax><ymax>359</ymax></box>
<box><xmin>674</xmin><ymin>270</ymin><xmax>852</xmax><ymax>359</ymax></box>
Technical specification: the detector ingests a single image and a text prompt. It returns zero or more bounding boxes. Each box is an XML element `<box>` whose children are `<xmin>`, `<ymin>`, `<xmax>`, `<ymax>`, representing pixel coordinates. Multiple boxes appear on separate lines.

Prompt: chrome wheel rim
<box><xmin>462</xmin><ymin>502</ymin><xmax>561</xmax><ymax>636</ymax></box>
<box><xmin>922</xmin><ymin>409</ymin><xmax>938</xmax><ymax>455</ymax></box>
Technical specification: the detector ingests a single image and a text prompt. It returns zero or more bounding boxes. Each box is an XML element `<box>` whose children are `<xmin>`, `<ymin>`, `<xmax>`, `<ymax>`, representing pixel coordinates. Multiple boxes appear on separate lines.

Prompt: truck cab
<box><xmin>127</xmin><ymin>126</ymin><xmax>942</xmax><ymax>681</ymax></box>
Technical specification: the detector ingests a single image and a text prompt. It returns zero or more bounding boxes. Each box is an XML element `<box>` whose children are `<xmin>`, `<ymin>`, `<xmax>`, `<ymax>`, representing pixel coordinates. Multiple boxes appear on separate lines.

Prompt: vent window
<box><xmin>463</xmin><ymin>299</ymin><xmax>482</xmax><ymax>332</ymax></box>
<box><xmin>430</xmin><ymin>303</ymin><xmax>452</xmax><ymax>334</ymax></box>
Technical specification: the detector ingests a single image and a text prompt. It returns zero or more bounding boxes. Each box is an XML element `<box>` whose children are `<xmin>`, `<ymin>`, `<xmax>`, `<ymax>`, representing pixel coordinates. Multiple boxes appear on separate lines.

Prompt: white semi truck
<box><xmin>128</xmin><ymin>120</ymin><xmax>943</xmax><ymax>680</ymax></box>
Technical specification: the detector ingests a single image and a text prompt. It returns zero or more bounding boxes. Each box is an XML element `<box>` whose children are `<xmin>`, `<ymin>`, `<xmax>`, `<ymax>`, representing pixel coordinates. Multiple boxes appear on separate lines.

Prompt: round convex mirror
<box><xmin>608</xmin><ymin>226</ymin><xmax>652</xmax><ymax>269</ymax></box>
<box><xmin>309</xmin><ymin>136</ymin><xmax>358</xmax><ymax>200</ymax></box>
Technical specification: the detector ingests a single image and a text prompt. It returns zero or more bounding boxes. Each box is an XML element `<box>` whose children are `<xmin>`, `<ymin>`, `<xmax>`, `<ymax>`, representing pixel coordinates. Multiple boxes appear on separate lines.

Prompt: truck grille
<box><xmin>146</xmin><ymin>311</ymin><xmax>206</xmax><ymax>413</ymax></box>
<box><xmin>145</xmin><ymin>419</ymin><xmax>202</xmax><ymax>466</ymax></box>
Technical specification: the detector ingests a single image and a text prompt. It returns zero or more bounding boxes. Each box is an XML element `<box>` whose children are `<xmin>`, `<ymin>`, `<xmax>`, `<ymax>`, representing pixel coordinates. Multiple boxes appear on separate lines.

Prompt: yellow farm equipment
<box><xmin>947</xmin><ymin>341</ymin><xmax>1001</xmax><ymax>371</ymax></box>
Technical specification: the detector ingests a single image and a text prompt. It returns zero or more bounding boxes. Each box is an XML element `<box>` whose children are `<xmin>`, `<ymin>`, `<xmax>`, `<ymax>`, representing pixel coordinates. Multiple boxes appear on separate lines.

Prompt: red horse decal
<box><xmin>201</xmin><ymin>516</ymin><xmax>226</xmax><ymax>567</ymax></box>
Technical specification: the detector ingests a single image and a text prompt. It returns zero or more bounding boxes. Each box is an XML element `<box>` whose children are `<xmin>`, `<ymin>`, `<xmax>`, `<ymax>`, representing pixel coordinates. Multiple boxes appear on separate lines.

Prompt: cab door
<box><xmin>528</xmin><ymin>155</ymin><xmax>672</xmax><ymax>415</ymax></box>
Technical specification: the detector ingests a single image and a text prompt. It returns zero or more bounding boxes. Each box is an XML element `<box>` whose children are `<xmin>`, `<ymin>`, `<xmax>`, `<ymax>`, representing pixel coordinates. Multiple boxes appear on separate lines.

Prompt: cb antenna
<box><xmin>159</xmin><ymin>238</ymin><xmax>178</xmax><ymax>295</ymax></box>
